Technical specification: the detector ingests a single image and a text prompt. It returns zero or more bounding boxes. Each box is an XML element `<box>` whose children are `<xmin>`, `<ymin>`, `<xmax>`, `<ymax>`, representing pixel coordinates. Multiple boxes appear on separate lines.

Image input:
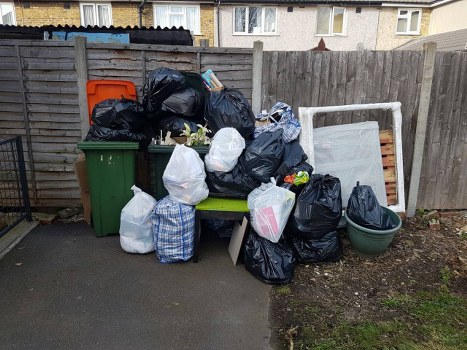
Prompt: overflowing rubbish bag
<box><xmin>254</xmin><ymin>102</ymin><xmax>301</xmax><ymax>143</ymax></box>
<box><xmin>161</xmin><ymin>87</ymin><xmax>205</xmax><ymax>120</ymax></box>
<box><xmin>288</xmin><ymin>174</ymin><xmax>342</xmax><ymax>239</ymax></box>
<box><xmin>346</xmin><ymin>183</ymin><xmax>397</xmax><ymax>230</ymax></box>
<box><xmin>244</xmin><ymin>230</ymin><xmax>295</xmax><ymax>285</ymax></box>
<box><xmin>288</xmin><ymin>231</ymin><xmax>342</xmax><ymax>263</ymax></box>
<box><xmin>155</xmin><ymin>116</ymin><xmax>200</xmax><ymax>137</ymax></box>
<box><xmin>274</xmin><ymin>140</ymin><xmax>310</xmax><ymax>180</ymax></box>
<box><xmin>91</xmin><ymin>98</ymin><xmax>148</xmax><ymax>131</ymax></box>
<box><xmin>241</xmin><ymin>129</ymin><xmax>285</xmax><ymax>183</ymax></box>
<box><xmin>205</xmin><ymin>128</ymin><xmax>245</xmax><ymax>173</ymax></box>
<box><xmin>85</xmin><ymin>124</ymin><xmax>149</xmax><ymax>146</ymax></box>
<box><xmin>204</xmin><ymin>88</ymin><xmax>255</xmax><ymax>137</ymax></box>
<box><xmin>163</xmin><ymin>144</ymin><xmax>209</xmax><ymax>205</ymax></box>
<box><xmin>248</xmin><ymin>180</ymin><xmax>295</xmax><ymax>243</ymax></box>
<box><xmin>153</xmin><ymin>196</ymin><xmax>195</xmax><ymax>263</ymax></box>
<box><xmin>119</xmin><ymin>185</ymin><xmax>157</xmax><ymax>254</ymax></box>
<box><xmin>143</xmin><ymin>68</ymin><xmax>187</xmax><ymax>118</ymax></box>
<box><xmin>206</xmin><ymin>162</ymin><xmax>261</xmax><ymax>198</ymax></box>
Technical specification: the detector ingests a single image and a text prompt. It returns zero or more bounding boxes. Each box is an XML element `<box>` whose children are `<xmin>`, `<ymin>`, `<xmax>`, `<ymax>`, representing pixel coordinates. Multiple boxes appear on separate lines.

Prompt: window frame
<box><xmin>315</xmin><ymin>6</ymin><xmax>347</xmax><ymax>36</ymax></box>
<box><xmin>79</xmin><ymin>3</ymin><xmax>112</xmax><ymax>27</ymax></box>
<box><xmin>396</xmin><ymin>8</ymin><xmax>422</xmax><ymax>35</ymax></box>
<box><xmin>232</xmin><ymin>6</ymin><xmax>278</xmax><ymax>35</ymax></box>
<box><xmin>153</xmin><ymin>3</ymin><xmax>201</xmax><ymax>35</ymax></box>
<box><xmin>0</xmin><ymin>2</ymin><xmax>16</xmax><ymax>26</ymax></box>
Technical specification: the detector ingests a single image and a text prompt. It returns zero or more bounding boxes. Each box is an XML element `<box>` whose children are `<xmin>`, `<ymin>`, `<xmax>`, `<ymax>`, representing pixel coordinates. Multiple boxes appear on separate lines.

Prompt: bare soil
<box><xmin>270</xmin><ymin>211</ymin><xmax>467</xmax><ymax>349</ymax></box>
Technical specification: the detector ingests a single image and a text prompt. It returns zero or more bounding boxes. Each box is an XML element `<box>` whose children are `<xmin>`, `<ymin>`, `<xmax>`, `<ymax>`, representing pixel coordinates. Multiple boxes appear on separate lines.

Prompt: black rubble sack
<box><xmin>204</xmin><ymin>88</ymin><xmax>255</xmax><ymax>137</ymax></box>
<box><xmin>206</xmin><ymin>162</ymin><xmax>260</xmax><ymax>199</ymax></box>
<box><xmin>274</xmin><ymin>140</ymin><xmax>310</xmax><ymax>180</ymax></box>
<box><xmin>85</xmin><ymin>124</ymin><xmax>149</xmax><ymax>146</ymax></box>
<box><xmin>288</xmin><ymin>174</ymin><xmax>342</xmax><ymax>240</ymax></box>
<box><xmin>244</xmin><ymin>230</ymin><xmax>295</xmax><ymax>285</ymax></box>
<box><xmin>241</xmin><ymin>129</ymin><xmax>285</xmax><ymax>183</ymax></box>
<box><xmin>155</xmin><ymin>116</ymin><xmax>199</xmax><ymax>137</ymax></box>
<box><xmin>161</xmin><ymin>87</ymin><xmax>205</xmax><ymax>120</ymax></box>
<box><xmin>142</xmin><ymin>68</ymin><xmax>187</xmax><ymax>118</ymax></box>
<box><xmin>91</xmin><ymin>99</ymin><xmax>148</xmax><ymax>131</ymax></box>
<box><xmin>346</xmin><ymin>183</ymin><xmax>398</xmax><ymax>230</ymax></box>
<box><xmin>289</xmin><ymin>231</ymin><xmax>343</xmax><ymax>263</ymax></box>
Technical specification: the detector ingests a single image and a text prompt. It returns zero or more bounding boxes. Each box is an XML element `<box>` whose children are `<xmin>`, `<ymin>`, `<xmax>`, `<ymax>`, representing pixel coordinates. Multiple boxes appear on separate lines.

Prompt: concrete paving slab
<box><xmin>0</xmin><ymin>223</ymin><xmax>272</xmax><ymax>350</ymax></box>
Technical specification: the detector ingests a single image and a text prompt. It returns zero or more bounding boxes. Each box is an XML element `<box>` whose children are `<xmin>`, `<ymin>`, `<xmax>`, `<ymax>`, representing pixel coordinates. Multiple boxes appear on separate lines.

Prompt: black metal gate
<box><xmin>0</xmin><ymin>136</ymin><xmax>32</xmax><ymax>238</ymax></box>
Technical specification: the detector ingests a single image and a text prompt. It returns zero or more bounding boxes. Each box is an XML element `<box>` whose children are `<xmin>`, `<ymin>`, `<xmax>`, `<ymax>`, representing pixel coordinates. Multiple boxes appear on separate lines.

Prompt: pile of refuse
<box><xmin>86</xmin><ymin>67</ymin><xmax>399</xmax><ymax>285</ymax></box>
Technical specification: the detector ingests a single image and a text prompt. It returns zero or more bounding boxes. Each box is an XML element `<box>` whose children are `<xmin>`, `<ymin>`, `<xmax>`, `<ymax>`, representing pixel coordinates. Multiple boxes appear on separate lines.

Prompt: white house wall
<box><xmin>218</xmin><ymin>5</ymin><xmax>379</xmax><ymax>51</ymax></box>
<box><xmin>429</xmin><ymin>0</ymin><xmax>467</xmax><ymax>35</ymax></box>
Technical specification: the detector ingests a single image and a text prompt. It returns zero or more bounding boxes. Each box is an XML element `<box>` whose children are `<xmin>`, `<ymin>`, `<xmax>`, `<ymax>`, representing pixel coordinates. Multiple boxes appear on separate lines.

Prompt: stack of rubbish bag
<box><xmin>254</xmin><ymin>102</ymin><xmax>301</xmax><ymax>143</ymax></box>
<box><xmin>85</xmin><ymin>98</ymin><xmax>150</xmax><ymax>146</ymax></box>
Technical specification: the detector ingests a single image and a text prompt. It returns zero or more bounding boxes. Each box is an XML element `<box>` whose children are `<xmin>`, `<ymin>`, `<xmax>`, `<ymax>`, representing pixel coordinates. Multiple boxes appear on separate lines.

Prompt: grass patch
<box><xmin>295</xmin><ymin>283</ymin><xmax>467</xmax><ymax>350</ymax></box>
<box><xmin>275</xmin><ymin>285</ymin><xmax>291</xmax><ymax>296</ymax></box>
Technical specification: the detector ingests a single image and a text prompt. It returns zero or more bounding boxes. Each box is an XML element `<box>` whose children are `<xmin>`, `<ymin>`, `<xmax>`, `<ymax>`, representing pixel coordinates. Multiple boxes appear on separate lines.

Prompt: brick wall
<box><xmin>15</xmin><ymin>2</ymin><xmax>81</xmax><ymax>26</ymax></box>
<box><xmin>195</xmin><ymin>4</ymin><xmax>214</xmax><ymax>46</ymax></box>
<box><xmin>376</xmin><ymin>7</ymin><xmax>431</xmax><ymax>50</ymax></box>
<box><xmin>112</xmin><ymin>3</ymin><xmax>139</xmax><ymax>27</ymax></box>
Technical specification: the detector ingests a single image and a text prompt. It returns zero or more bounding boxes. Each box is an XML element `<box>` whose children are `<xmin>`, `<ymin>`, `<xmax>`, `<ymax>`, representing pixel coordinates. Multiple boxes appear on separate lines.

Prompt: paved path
<box><xmin>0</xmin><ymin>223</ymin><xmax>271</xmax><ymax>350</ymax></box>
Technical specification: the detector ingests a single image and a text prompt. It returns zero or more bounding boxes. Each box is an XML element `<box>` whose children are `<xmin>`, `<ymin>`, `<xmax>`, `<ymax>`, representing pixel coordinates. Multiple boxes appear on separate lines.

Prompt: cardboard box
<box><xmin>74</xmin><ymin>157</ymin><xmax>92</xmax><ymax>224</ymax></box>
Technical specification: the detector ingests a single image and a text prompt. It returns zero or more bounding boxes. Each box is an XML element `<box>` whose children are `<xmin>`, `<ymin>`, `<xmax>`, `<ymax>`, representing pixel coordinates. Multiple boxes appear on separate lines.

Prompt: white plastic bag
<box><xmin>248</xmin><ymin>180</ymin><xmax>295</xmax><ymax>243</ymax></box>
<box><xmin>163</xmin><ymin>144</ymin><xmax>209</xmax><ymax>205</ymax></box>
<box><xmin>120</xmin><ymin>185</ymin><xmax>157</xmax><ymax>254</ymax></box>
<box><xmin>205</xmin><ymin>128</ymin><xmax>246</xmax><ymax>172</ymax></box>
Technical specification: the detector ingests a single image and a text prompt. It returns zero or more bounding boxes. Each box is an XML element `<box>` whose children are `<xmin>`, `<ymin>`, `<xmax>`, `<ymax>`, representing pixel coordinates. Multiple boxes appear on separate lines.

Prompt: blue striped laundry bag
<box><xmin>254</xmin><ymin>102</ymin><xmax>301</xmax><ymax>143</ymax></box>
<box><xmin>153</xmin><ymin>196</ymin><xmax>195</xmax><ymax>263</ymax></box>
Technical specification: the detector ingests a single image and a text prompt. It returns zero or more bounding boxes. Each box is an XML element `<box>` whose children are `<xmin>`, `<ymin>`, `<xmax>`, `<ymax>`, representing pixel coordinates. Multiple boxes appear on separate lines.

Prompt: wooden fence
<box><xmin>0</xmin><ymin>39</ymin><xmax>465</xmax><ymax>209</ymax></box>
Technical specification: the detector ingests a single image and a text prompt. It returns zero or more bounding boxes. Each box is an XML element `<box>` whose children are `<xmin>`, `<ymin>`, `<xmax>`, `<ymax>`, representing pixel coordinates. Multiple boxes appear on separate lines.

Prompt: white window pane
<box><xmin>170</xmin><ymin>14</ymin><xmax>183</xmax><ymax>28</ymax></box>
<box><xmin>155</xmin><ymin>6</ymin><xmax>169</xmax><ymax>28</ymax></box>
<box><xmin>186</xmin><ymin>7</ymin><xmax>197</xmax><ymax>32</ymax></box>
<box><xmin>235</xmin><ymin>7</ymin><xmax>246</xmax><ymax>32</ymax></box>
<box><xmin>399</xmin><ymin>10</ymin><xmax>408</xmax><ymax>16</ymax></box>
<box><xmin>333</xmin><ymin>8</ymin><xmax>344</xmax><ymax>34</ymax></box>
<box><xmin>0</xmin><ymin>3</ymin><xmax>14</xmax><ymax>25</ymax></box>
<box><xmin>248</xmin><ymin>7</ymin><xmax>261</xmax><ymax>34</ymax></box>
<box><xmin>170</xmin><ymin>6</ymin><xmax>183</xmax><ymax>14</ymax></box>
<box><xmin>397</xmin><ymin>18</ymin><xmax>407</xmax><ymax>32</ymax></box>
<box><xmin>410</xmin><ymin>11</ymin><xmax>419</xmax><ymax>31</ymax></box>
<box><xmin>317</xmin><ymin>7</ymin><xmax>331</xmax><ymax>35</ymax></box>
<box><xmin>97</xmin><ymin>5</ymin><xmax>110</xmax><ymax>27</ymax></box>
<box><xmin>83</xmin><ymin>5</ymin><xmax>95</xmax><ymax>27</ymax></box>
<box><xmin>264</xmin><ymin>8</ymin><xmax>276</xmax><ymax>33</ymax></box>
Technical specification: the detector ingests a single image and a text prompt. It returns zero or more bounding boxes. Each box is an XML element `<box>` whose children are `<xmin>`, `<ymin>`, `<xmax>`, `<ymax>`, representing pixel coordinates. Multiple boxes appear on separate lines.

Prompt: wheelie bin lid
<box><xmin>77</xmin><ymin>141</ymin><xmax>139</xmax><ymax>150</ymax></box>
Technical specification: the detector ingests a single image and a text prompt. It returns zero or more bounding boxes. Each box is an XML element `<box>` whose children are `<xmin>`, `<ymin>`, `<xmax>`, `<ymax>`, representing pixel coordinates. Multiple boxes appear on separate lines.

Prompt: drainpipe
<box><xmin>138</xmin><ymin>0</ymin><xmax>147</xmax><ymax>28</ymax></box>
<box><xmin>216</xmin><ymin>0</ymin><xmax>221</xmax><ymax>47</ymax></box>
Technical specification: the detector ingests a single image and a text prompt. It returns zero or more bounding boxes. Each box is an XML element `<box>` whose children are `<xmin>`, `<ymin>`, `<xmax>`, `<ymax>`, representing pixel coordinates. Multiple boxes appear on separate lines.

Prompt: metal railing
<box><xmin>0</xmin><ymin>136</ymin><xmax>32</xmax><ymax>238</ymax></box>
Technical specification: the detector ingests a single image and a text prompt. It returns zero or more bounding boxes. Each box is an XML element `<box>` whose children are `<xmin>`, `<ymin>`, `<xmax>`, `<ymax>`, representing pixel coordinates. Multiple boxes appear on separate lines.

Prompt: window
<box><xmin>80</xmin><ymin>3</ymin><xmax>112</xmax><ymax>27</ymax></box>
<box><xmin>396</xmin><ymin>9</ymin><xmax>421</xmax><ymax>35</ymax></box>
<box><xmin>0</xmin><ymin>2</ymin><xmax>15</xmax><ymax>25</ymax></box>
<box><xmin>234</xmin><ymin>6</ymin><xmax>277</xmax><ymax>34</ymax></box>
<box><xmin>316</xmin><ymin>7</ymin><xmax>345</xmax><ymax>36</ymax></box>
<box><xmin>154</xmin><ymin>4</ymin><xmax>200</xmax><ymax>35</ymax></box>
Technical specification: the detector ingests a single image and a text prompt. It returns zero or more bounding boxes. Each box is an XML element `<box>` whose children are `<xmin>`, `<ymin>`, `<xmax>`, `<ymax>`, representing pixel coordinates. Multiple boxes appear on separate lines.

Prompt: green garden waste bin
<box><xmin>147</xmin><ymin>144</ymin><xmax>209</xmax><ymax>200</ymax></box>
<box><xmin>77</xmin><ymin>141</ymin><xmax>139</xmax><ymax>237</ymax></box>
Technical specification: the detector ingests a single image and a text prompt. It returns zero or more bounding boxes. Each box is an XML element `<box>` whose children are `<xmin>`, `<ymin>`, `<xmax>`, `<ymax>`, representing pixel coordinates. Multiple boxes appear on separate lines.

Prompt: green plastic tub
<box><xmin>147</xmin><ymin>144</ymin><xmax>209</xmax><ymax>200</ymax></box>
<box><xmin>344</xmin><ymin>207</ymin><xmax>402</xmax><ymax>258</ymax></box>
<box><xmin>77</xmin><ymin>141</ymin><xmax>139</xmax><ymax>237</ymax></box>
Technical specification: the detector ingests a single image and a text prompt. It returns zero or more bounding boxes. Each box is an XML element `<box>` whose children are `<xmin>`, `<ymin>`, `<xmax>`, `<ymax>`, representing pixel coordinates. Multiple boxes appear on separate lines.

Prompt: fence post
<box><xmin>74</xmin><ymin>36</ymin><xmax>90</xmax><ymax>139</ymax></box>
<box><xmin>252</xmin><ymin>40</ymin><xmax>263</xmax><ymax>115</ymax></box>
<box><xmin>407</xmin><ymin>42</ymin><xmax>437</xmax><ymax>217</ymax></box>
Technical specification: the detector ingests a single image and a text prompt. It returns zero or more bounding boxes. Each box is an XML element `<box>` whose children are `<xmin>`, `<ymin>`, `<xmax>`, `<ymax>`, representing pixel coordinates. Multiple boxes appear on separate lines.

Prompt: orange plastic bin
<box><xmin>86</xmin><ymin>80</ymin><xmax>137</xmax><ymax>125</ymax></box>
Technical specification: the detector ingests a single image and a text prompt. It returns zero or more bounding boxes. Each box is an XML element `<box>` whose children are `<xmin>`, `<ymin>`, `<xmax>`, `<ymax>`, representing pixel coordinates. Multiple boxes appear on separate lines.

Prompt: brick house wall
<box><xmin>376</xmin><ymin>7</ymin><xmax>431</xmax><ymax>50</ymax></box>
<box><xmin>13</xmin><ymin>1</ymin><xmax>215</xmax><ymax>46</ymax></box>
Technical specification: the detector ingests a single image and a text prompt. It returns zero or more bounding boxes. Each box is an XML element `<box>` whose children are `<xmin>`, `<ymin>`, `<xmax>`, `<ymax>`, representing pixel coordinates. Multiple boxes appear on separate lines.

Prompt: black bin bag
<box><xmin>206</xmin><ymin>162</ymin><xmax>260</xmax><ymax>199</ymax></box>
<box><xmin>288</xmin><ymin>231</ymin><xmax>342</xmax><ymax>263</ymax></box>
<box><xmin>91</xmin><ymin>99</ymin><xmax>148</xmax><ymax>131</ymax></box>
<box><xmin>244</xmin><ymin>230</ymin><xmax>295</xmax><ymax>285</ymax></box>
<box><xmin>142</xmin><ymin>68</ymin><xmax>187</xmax><ymax>118</ymax></box>
<box><xmin>204</xmin><ymin>88</ymin><xmax>255</xmax><ymax>137</ymax></box>
<box><xmin>161</xmin><ymin>87</ymin><xmax>205</xmax><ymax>121</ymax></box>
<box><xmin>85</xmin><ymin>124</ymin><xmax>149</xmax><ymax>146</ymax></box>
<box><xmin>154</xmin><ymin>115</ymin><xmax>199</xmax><ymax>137</ymax></box>
<box><xmin>346</xmin><ymin>183</ymin><xmax>397</xmax><ymax>230</ymax></box>
<box><xmin>288</xmin><ymin>174</ymin><xmax>342</xmax><ymax>240</ymax></box>
<box><xmin>241</xmin><ymin>129</ymin><xmax>285</xmax><ymax>183</ymax></box>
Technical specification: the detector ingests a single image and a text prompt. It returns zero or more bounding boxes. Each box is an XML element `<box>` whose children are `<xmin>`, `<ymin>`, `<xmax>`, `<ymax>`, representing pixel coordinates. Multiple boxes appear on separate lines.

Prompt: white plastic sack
<box><xmin>163</xmin><ymin>144</ymin><xmax>209</xmax><ymax>205</ymax></box>
<box><xmin>120</xmin><ymin>185</ymin><xmax>157</xmax><ymax>254</ymax></box>
<box><xmin>248</xmin><ymin>180</ymin><xmax>295</xmax><ymax>243</ymax></box>
<box><xmin>205</xmin><ymin>128</ymin><xmax>245</xmax><ymax>172</ymax></box>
